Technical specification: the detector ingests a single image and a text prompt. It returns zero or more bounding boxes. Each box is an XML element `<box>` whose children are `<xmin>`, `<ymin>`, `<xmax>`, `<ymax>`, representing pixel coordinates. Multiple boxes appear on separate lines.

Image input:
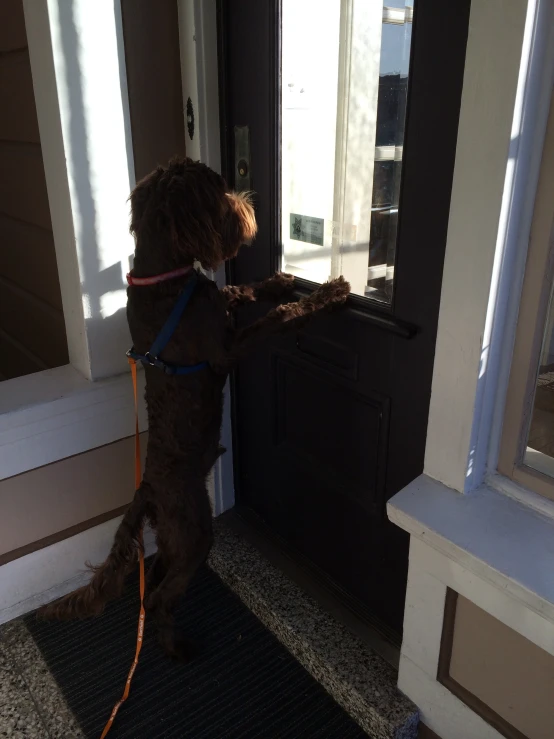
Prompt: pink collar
<box><xmin>126</xmin><ymin>265</ymin><xmax>193</xmax><ymax>287</ymax></box>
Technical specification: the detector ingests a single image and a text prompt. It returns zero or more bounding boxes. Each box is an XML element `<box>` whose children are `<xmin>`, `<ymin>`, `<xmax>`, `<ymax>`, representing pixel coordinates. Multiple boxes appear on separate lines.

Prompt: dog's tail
<box><xmin>39</xmin><ymin>485</ymin><xmax>149</xmax><ymax>620</ymax></box>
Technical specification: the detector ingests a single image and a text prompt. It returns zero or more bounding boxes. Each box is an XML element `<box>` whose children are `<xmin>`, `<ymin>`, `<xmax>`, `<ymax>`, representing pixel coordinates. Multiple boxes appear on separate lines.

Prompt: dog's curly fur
<box><xmin>40</xmin><ymin>157</ymin><xmax>350</xmax><ymax>660</ymax></box>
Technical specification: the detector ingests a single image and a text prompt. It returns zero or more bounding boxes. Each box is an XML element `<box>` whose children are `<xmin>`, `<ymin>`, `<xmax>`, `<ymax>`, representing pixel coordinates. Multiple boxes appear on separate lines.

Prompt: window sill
<box><xmin>387</xmin><ymin>474</ymin><xmax>554</xmax><ymax>623</ymax></box>
<box><xmin>0</xmin><ymin>364</ymin><xmax>147</xmax><ymax>480</ymax></box>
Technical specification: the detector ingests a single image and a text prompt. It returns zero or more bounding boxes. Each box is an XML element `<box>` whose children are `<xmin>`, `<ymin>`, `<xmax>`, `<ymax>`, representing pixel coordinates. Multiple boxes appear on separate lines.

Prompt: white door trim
<box><xmin>177</xmin><ymin>0</ymin><xmax>235</xmax><ymax>516</ymax></box>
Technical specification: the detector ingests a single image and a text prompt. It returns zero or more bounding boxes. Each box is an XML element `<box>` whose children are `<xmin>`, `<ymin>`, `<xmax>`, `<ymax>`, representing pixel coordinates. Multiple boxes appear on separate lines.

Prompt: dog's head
<box><xmin>129</xmin><ymin>157</ymin><xmax>257</xmax><ymax>271</ymax></box>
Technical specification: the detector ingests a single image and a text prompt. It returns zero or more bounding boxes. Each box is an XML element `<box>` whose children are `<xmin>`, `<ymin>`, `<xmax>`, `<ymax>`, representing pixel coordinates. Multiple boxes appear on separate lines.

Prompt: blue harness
<box><xmin>126</xmin><ymin>272</ymin><xmax>208</xmax><ymax>376</ymax></box>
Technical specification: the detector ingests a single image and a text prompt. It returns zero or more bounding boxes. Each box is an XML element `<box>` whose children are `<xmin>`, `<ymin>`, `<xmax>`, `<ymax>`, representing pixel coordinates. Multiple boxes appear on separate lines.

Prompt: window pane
<box><xmin>281</xmin><ymin>0</ymin><xmax>414</xmax><ymax>302</ymax></box>
<box><xmin>524</xmin><ymin>290</ymin><xmax>554</xmax><ymax>477</ymax></box>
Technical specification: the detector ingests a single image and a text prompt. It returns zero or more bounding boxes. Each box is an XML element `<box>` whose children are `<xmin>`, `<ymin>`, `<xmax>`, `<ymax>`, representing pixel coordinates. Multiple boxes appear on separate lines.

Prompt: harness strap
<box><xmin>150</xmin><ymin>272</ymin><xmax>198</xmax><ymax>357</ymax></box>
<box><xmin>127</xmin><ymin>271</ymin><xmax>208</xmax><ymax>375</ymax></box>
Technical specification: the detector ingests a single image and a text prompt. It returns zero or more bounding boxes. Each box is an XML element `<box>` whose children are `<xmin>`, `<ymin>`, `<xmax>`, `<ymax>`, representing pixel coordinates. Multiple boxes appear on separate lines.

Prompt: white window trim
<box><xmin>397</xmin><ymin>533</ymin><xmax>554</xmax><ymax>739</ymax></box>
<box><xmin>387</xmin><ymin>0</ymin><xmax>554</xmax><ymax>734</ymax></box>
<box><xmin>421</xmin><ymin>0</ymin><xmax>554</xmax><ymax>495</ymax></box>
<box><xmin>389</xmin><ymin>474</ymin><xmax>554</xmax><ymax>625</ymax></box>
<box><xmin>0</xmin><ymin>1</ymin><xmax>144</xmax><ymax>480</ymax></box>
<box><xmin>0</xmin><ymin>365</ymin><xmax>147</xmax><ymax>482</ymax></box>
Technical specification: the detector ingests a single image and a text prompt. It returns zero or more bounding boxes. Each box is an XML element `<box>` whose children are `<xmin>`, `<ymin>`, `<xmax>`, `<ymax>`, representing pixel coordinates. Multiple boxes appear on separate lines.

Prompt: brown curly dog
<box><xmin>40</xmin><ymin>157</ymin><xmax>350</xmax><ymax>660</ymax></box>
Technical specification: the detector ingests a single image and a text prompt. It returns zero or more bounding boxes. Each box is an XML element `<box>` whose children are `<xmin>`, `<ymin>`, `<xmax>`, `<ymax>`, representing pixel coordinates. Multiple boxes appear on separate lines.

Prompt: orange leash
<box><xmin>99</xmin><ymin>358</ymin><xmax>145</xmax><ymax>739</ymax></box>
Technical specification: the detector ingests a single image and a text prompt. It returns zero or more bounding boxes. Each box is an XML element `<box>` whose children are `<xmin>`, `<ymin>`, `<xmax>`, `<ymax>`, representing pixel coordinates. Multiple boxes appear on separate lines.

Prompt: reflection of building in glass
<box><xmin>367</xmin><ymin>72</ymin><xmax>409</xmax><ymax>300</ymax></box>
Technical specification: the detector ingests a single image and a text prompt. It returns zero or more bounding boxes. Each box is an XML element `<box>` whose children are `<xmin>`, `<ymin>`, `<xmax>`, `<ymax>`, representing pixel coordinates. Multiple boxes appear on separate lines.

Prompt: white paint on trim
<box><xmin>399</xmin><ymin>550</ymin><xmax>502</xmax><ymax>739</ymax></box>
<box><xmin>177</xmin><ymin>0</ymin><xmax>222</xmax><ymax>174</ymax></box>
<box><xmin>388</xmin><ymin>474</ymin><xmax>554</xmax><ymax>624</ymax></box>
<box><xmin>413</xmin><ymin>537</ymin><xmax>554</xmax><ymax>658</ymax></box>
<box><xmin>399</xmin><ymin>554</ymin><xmax>504</xmax><ymax>739</ymax></box>
<box><xmin>0</xmin><ymin>2</ymin><xmax>142</xmax><ymax>478</ymax></box>
<box><xmin>23</xmin><ymin>0</ymin><xmax>89</xmax><ymax>377</ymax></box>
<box><xmin>0</xmin><ymin>365</ymin><xmax>147</xmax><ymax>481</ymax></box>
<box><xmin>467</xmin><ymin>0</ymin><xmax>554</xmax><ymax>491</ymax></box>
<box><xmin>486</xmin><ymin>470</ymin><xmax>554</xmax><ymax>523</ymax></box>
<box><xmin>398</xmin><ymin>537</ymin><xmax>554</xmax><ymax>739</ymax></box>
<box><xmin>399</xmin><ymin>659</ymin><xmax>502</xmax><ymax>739</ymax></box>
<box><xmin>177</xmin><ymin>0</ymin><xmax>200</xmax><ymax>161</ymax></box>
<box><xmin>423</xmin><ymin>0</ymin><xmax>531</xmax><ymax>492</ymax></box>
<box><xmin>0</xmin><ymin>517</ymin><xmax>156</xmax><ymax>625</ymax></box>
<box><xmin>23</xmin><ymin>0</ymin><xmax>136</xmax><ymax>382</ymax></box>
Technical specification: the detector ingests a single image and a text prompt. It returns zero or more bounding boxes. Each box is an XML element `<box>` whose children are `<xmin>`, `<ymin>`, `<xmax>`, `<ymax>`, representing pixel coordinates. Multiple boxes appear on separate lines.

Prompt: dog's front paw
<box><xmin>264</xmin><ymin>272</ymin><xmax>295</xmax><ymax>297</ymax></box>
<box><xmin>309</xmin><ymin>276</ymin><xmax>351</xmax><ymax>308</ymax></box>
<box><xmin>275</xmin><ymin>271</ymin><xmax>295</xmax><ymax>291</ymax></box>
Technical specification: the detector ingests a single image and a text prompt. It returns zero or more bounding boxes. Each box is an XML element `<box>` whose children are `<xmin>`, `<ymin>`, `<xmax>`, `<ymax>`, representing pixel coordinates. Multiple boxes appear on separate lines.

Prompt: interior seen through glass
<box><xmin>525</xmin><ymin>287</ymin><xmax>554</xmax><ymax>478</ymax></box>
<box><xmin>281</xmin><ymin>0</ymin><xmax>414</xmax><ymax>303</ymax></box>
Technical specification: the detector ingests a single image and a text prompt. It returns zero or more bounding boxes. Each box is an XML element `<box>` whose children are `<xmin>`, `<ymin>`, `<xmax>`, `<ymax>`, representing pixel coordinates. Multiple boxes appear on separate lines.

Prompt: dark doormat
<box><xmin>25</xmin><ymin>563</ymin><xmax>370</xmax><ymax>738</ymax></box>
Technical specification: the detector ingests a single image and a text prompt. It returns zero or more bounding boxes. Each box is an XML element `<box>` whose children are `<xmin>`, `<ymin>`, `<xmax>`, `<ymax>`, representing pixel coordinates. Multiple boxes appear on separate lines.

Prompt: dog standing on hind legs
<box><xmin>40</xmin><ymin>157</ymin><xmax>350</xmax><ymax>660</ymax></box>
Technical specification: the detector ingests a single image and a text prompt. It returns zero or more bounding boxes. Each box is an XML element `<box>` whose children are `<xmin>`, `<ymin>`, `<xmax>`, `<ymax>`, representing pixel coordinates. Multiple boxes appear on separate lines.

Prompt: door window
<box><xmin>281</xmin><ymin>1</ymin><xmax>414</xmax><ymax>303</ymax></box>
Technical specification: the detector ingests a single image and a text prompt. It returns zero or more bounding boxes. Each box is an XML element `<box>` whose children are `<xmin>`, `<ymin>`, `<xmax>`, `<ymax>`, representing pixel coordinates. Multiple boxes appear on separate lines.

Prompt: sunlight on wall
<box><xmin>46</xmin><ymin>0</ymin><xmax>135</xmax><ymax>377</ymax></box>
<box><xmin>100</xmin><ymin>290</ymin><xmax>128</xmax><ymax>320</ymax></box>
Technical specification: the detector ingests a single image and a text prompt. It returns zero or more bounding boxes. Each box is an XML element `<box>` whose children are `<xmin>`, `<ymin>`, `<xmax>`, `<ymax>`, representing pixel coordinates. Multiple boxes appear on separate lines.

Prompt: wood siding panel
<box><xmin>0</xmin><ymin>214</ymin><xmax>63</xmax><ymax>310</ymax></box>
<box><xmin>0</xmin><ymin>332</ymin><xmax>43</xmax><ymax>380</ymax></box>
<box><xmin>0</xmin><ymin>277</ymin><xmax>67</xmax><ymax>369</ymax></box>
<box><xmin>0</xmin><ymin>49</ymin><xmax>40</xmax><ymax>142</ymax></box>
<box><xmin>0</xmin><ymin>434</ymin><xmax>148</xmax><ymax>557</ymax></box>
<box><xmin>0</xmin><ymin>0</ymin><xmax>27</xmax><ymax>53</ymax></box>
<box><xmin>0</xmin><ymin>143</ymin><xmax>52</xmax><ymax>229</ymax></box>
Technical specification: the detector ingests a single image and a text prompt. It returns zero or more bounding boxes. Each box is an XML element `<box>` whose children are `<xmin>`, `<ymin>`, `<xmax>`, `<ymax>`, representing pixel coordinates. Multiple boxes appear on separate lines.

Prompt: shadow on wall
<box><xmin>56</xmin><ymin>0</ymin><xmax>136</xmax><ymax>378</ymax></box>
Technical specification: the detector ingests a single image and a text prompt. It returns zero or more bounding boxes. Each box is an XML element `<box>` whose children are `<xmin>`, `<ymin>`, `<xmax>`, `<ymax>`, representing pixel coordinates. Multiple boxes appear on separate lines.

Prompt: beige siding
<box><xmin>0</xmin><ymin>0</ymin><xmax>68</xmax><ymax>380</ymax></box>
<box><xmin>450</xmin><ymin>595</ymin><xmax>554</xmax><ymax>739</ymax></box>
<box><xmin>0</xmin><ymin>433</ymin><xmax>148</xmax><ymax>560</ymax></box>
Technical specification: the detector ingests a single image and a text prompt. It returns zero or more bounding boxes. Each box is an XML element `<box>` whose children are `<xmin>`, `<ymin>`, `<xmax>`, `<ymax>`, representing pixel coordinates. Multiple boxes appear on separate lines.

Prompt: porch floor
<box><xmin>0</xmin><ymin>519</ymin><xmax>418</xmax><ymax>738</ymax></box>
<box><xmin>0</xmin><ymin>566</ymin><xmax>368</xmax><ymax>738</ymax></box>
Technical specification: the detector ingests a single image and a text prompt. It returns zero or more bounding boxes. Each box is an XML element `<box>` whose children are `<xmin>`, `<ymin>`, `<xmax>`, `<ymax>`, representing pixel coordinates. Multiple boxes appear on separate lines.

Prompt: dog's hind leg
<box><xmin>146</xmin><ymin>483</ymin><xmax>213</xmax><ymax>661</ymax></box>
<box><xmin>145</xmin><ymin>549</ymin><xmax>168</xmax><ymax>594</ymax></box>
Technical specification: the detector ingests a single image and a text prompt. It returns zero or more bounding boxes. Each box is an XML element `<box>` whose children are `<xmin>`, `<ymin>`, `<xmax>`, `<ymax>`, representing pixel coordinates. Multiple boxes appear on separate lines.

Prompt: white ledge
<box><xmin>387</xmin><ymin>474</ymin><xmax>554</xmax><ymax>623</ymax></box>
<box><xmin>0</xmin><ymin>365</ymin><xmax>147</xmax><ymax>480</ymax></box>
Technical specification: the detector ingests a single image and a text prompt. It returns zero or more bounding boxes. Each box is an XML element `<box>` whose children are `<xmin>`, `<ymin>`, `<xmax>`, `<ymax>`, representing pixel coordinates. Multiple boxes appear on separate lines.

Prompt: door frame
<box><xmin>177</xmin><ymin>0</ymin><xmax>235</xmax><ymax>515</ymax></box>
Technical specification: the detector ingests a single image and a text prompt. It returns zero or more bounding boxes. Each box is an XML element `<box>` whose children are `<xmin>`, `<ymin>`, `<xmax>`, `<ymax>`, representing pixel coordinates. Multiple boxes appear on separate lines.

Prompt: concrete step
<box><xmin>209</xmin><ymin>517</ymin><xmax>419</xmax><ymax>739</ymax></box>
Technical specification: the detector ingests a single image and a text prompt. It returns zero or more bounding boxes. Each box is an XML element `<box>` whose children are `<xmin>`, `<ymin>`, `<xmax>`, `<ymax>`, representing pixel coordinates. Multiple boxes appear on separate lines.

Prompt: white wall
<box><xmin>423</xmin><ymin>0</ymin><xmax>530</xmax><ymax>493</ymax></box>
<box><xmin>25</xmin><ymin>0</ymin><xmax>136</xmax><ymax>381</ymax></box>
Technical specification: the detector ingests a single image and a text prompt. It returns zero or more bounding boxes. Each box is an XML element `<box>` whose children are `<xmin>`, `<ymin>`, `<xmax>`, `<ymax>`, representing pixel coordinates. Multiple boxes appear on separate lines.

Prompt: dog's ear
<box><xmin>129</xmin><ymin>167</ymin><xmax>163</xmax><ymax>236</ymax></box>
<box><xmin>224</xmin><ymin>192</ymin><xmax>258</xmax><ymax>255</ymax></box>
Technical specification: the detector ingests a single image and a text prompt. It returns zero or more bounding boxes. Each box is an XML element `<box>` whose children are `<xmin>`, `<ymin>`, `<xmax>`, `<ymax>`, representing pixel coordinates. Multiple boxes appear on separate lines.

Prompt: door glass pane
<box><xmin>281</xmin><ymin>0</ymin><xmax>415</xmax><ymax>302</ymax></box>
<box><xmin>524</xmin><ymin>288</ymin><xmax>554</xmax><ymax>478</ymax></box>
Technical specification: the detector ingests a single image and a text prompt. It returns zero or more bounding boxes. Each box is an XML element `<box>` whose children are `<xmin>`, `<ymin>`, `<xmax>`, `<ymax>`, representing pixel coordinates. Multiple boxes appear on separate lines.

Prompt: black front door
<box><xmin>220</xmin><ymin>0</ymin><xmax>470</xmax><ymax>637</ymax></box>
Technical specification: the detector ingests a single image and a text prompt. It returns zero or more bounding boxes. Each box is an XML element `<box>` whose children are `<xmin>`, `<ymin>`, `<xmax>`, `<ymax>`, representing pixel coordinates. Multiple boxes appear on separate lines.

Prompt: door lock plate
<box><xmin>234</xmin><ymin>125</ymin><xmax>251</xmax><ymax>191</ymax></box>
